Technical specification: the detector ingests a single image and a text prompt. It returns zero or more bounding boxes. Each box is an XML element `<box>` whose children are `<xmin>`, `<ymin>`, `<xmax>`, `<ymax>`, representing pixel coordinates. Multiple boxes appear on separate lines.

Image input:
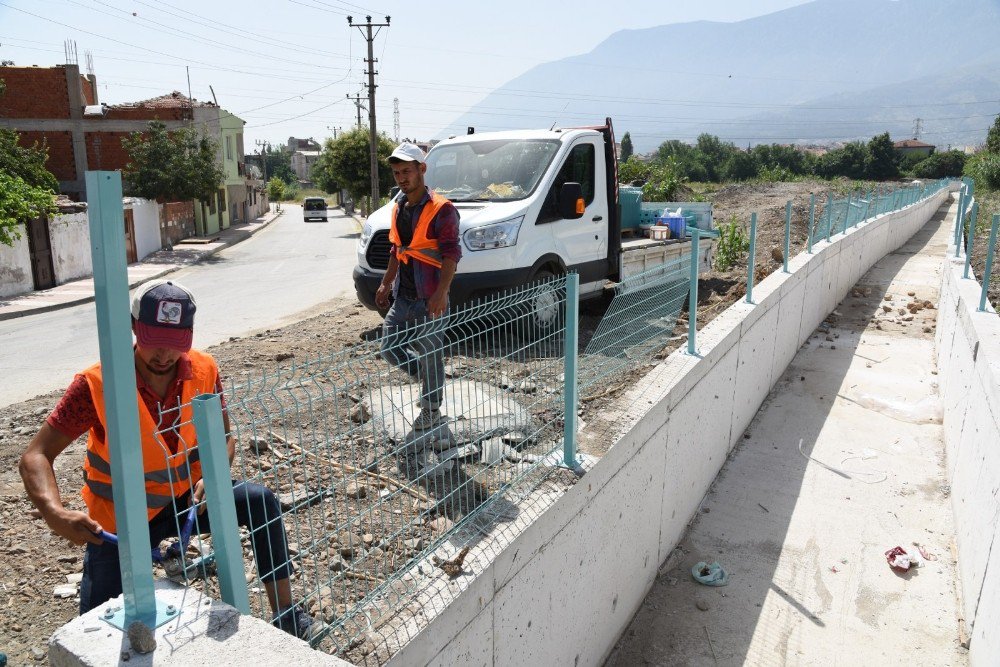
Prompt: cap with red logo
<box><xmin>130</xmin><ymin>279</ymin><xmax>197</xmax><ymax>352</ymax></box>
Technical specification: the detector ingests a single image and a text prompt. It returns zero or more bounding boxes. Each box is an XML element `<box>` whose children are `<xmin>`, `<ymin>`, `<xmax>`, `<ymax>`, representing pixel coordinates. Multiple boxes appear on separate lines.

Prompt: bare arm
<box><xmin>20</xmin><ymin>423</ymin><xmax>103</xmax><ymax>545</ymax></box>
<box><xmin>376</xmin><ymin>254</ymin><xmax>399</xmax><ymax>309</ymax></box>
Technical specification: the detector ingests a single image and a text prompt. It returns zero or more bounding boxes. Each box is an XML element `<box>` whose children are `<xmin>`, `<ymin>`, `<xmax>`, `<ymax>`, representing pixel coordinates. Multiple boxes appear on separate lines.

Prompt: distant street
<box><xmin>0</xmin><ymin>205</ymin><xmax>362</xmax><ymax>408</ymax></box>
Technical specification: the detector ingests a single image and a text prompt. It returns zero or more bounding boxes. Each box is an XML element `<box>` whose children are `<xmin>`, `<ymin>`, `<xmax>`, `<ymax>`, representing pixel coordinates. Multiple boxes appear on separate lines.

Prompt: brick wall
<box><xmin>17</xmin><ymin>131</ymin><xmax>77</xmax><ymax>182</ymax></box>
<box><xmin>81</xmin><ymin>77</ymin><xmax>95</xmax><ymax>106</ymax></box>
<box><xmin>0</xmin><ymin>66</ymin><xmax>71</xmax><ymax>119</ymax></box>
<box><xmin>104</xmin><ymin>107</ymin><xmax>190</xmax><ymax>122</ymax></box>
<box><xmin>85</xmin><ymin>131</ymin><xmax>132</xmax><ymax>171</ymax></box>
<box><xmin>159</xmin><ymin>201</ymin><xmax>195</xmax><ymax>246</ymax></box>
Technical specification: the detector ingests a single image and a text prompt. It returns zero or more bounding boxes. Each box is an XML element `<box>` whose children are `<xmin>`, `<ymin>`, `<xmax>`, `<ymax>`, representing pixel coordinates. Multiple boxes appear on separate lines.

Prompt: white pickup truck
<box><xmin>353</xmin><ymin>118</ymin><xmax>712</xmax><ymax>315</ymax></box>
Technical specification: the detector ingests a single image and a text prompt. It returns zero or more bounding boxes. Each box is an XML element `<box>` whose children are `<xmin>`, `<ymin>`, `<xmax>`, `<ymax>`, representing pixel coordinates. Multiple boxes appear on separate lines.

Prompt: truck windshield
<box><xmin>426</xmin><ymin>139</ymin><xmax>560</xmax><ymax>202</ymax></box>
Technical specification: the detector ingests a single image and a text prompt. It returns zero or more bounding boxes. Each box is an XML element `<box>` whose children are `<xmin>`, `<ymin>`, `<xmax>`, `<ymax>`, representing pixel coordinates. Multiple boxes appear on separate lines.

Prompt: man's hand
<box><xmin>191</xmin><ymin>479</ymin><xmax>207</xmax><ymax>514</ymax></box>
<box><xmin>48</xmin><ymin>508</ymin><xmax>103</xmax><ymax>546</ymax></box>
<box><xmin>375</xmin><ymin>282</ymin><xmax>392</xmax><ymax>309</ymax></box>
<box><xmin>427</xmin><ymin>289</ymin><xmax>448</xmax><ymax>318</ymax></box>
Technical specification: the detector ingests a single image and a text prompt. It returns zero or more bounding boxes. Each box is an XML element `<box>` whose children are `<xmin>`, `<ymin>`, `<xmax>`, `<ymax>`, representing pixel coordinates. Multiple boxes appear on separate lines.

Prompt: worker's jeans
<box><xmin>79</xmin><ymin>480</ymin><xmax>292</xmax><ymax>615</ymax></box>
<box><xmin>381</xmin><ymin>295</ymin><xmax>448</xmax><ymax>411</ymax></box>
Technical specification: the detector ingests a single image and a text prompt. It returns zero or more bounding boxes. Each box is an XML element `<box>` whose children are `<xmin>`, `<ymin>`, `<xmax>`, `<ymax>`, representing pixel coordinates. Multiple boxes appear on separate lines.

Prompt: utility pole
<box><xmin>348</xmin><ymin>14</ymin><xmax>390</xmax><ymax>209</ymax></box>
<box><xmin>393</xmin><ymin>97</ymin><xmax>400</xmax><ymax>143</ymax></box>
<box><xmin>254</xmin><ymin>139</ymin><xmax>269</xmax><ymax>184</ymax></box>
<box><xmin>346</xmin><ymin>92</ymin><xmax>366</xmax><ymax>128</ymax></box>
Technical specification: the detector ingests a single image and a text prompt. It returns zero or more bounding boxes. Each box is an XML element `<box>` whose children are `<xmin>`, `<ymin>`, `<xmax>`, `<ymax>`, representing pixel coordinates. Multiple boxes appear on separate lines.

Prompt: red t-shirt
<box><xmin>47</xmin><ymin>353</ymin><xmax>225</xmax><ymax>453</ymax></box>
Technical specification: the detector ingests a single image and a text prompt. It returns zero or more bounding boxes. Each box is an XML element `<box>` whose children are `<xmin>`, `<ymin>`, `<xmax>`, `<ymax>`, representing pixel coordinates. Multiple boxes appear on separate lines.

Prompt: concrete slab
<box><xmin>367</xmin><ymin>379</ymin><xmax>535</xmax><ymax>447</ymax></box>
<box><xmin>607</xmin><ymin>201</ymin><xmax>966</xmax><ymax>666</ymax></box>
<box><xmin>49</xmin><ymin>580</ymin><xmax>349</xmax><ymax>666</ymax></box>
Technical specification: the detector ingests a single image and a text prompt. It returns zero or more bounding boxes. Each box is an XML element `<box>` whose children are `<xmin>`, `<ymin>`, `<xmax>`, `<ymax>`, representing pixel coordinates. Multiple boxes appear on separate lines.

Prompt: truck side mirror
<box><xmin>559</xmin><ymin>182</ymin><xmax>585</xmax><ymax>219</ymax></box>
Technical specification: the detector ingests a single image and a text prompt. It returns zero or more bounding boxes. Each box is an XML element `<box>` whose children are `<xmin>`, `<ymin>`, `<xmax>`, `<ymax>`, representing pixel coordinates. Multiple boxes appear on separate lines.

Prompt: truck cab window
<box><xmin>538</xmin><ymin>143</ymin><xmax>595</xmax><ymax>224</ymax></box>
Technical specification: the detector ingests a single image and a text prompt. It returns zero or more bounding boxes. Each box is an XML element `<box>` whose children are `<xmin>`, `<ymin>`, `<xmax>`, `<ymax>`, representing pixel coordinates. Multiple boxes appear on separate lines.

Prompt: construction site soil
<box><xmin>1</xmin><ymin>179</ymin><xmax>906</xmax><ymax>664</ymax></box>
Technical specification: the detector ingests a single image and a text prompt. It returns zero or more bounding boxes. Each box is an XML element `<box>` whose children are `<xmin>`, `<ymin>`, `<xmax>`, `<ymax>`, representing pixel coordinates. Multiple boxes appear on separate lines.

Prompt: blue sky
<box><xmin>0</xmin><ymin>0</ymin><xmax>813</xmax><ymax>148</ymax></box>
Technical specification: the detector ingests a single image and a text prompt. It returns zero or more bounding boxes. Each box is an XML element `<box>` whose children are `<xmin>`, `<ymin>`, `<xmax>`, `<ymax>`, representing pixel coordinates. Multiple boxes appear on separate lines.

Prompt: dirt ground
<box><xmin>0</xmin><ymin>179</ymin><xmax>886</xmax><ymax>664</ymax></box>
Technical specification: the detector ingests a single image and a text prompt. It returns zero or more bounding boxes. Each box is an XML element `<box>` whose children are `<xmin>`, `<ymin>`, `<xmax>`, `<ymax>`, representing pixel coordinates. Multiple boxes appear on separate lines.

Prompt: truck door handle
<box><xmin>592</xmin><ymin>215</ymin><xmax>603</xmax><ymax>221</ymax></box>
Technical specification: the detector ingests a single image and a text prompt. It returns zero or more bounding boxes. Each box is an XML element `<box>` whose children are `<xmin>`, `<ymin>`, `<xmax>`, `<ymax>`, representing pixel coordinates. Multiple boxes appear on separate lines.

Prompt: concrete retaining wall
<box><xmin>387</xmin><ymin>188</ymin><xmax>951</xmax><ymax>667</ymax></box>
<box><xmin>126</xmin><ymin>198</ymin><xmax>162</xmax><ymax>260</ymax></box>
<box><xmin>0</xmin><ymin>225</ymin><xmax>33</xmax><ymax>298</ymax></box>
<box><xmin>935</xmin><ymin>235</ymin><xmax>1000</xmax><ymax>666</ymax></box>
<box><xmin>49</xmin><ymin>211</ymin><xmax>92</xmax><ymax>284</ymax></box>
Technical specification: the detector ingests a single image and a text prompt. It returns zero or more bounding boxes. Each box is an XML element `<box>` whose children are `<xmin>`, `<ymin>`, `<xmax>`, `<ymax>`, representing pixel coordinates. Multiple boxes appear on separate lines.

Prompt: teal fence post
<box><xmin>825</xmin><ymin>194</ymin><xmax>833</xmax><ymax>243</ymax></box>
<box><xmin>843</xmin><ymin>193</ymin><xmax>852</xmax><ymax>234</ymax></box>
<box><xmin>86</xmin><ymin>171</ymin><xmax>157</xmax><ymax>627</ymax></box>
<box><xmin>979</xmin><ymin>214</ymin><xmax>999</xmax><ymax>312</ymax></box>
<box><xmin>807</xmin><ymin>194</ymin><xmax>815</xmax><ymax>254</ymax></box>
<box><xmin>964</xmin><ymin>201</ymin><xmax>979</xmax><ymax>280</ymax></box>
<box><xmin>955</xmin><ymin>187</ymin><xmax>966</xmax><ymax>255</ymax></box>
<box><xmin>563</xmin><ymin>273</ymin><xmax>579</xmax><ymax>468</ymax></box>
<box><xmin>746</xmin><ymin>212</ymin><xmax>758</xmax><ymax>304</ymax></box>
<box><xmin>191</xmin><ymin>394</ymin><xmax>251</xmax><ymax>614</ymax></box>
<box><xmin>783</xmin><ymin>200</ymin><xmax>791</xmax><ymax>273</ymax></box>
<box><xmin>688</xmin><ymin>228</ymin><xmax>700</xmax><ymax>355</ymax></box>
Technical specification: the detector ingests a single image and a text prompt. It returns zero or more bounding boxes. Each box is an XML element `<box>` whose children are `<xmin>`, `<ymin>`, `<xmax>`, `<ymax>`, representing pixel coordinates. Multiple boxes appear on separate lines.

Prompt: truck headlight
<box><xmin>359</xmin><ymin>222</ymin><xmax>373</xmax><ymax>249</ymax></box>
<box><xmin>464</xmin><ymin>216</ymin><xmax>523</xmax><ymax>251</ymax></box>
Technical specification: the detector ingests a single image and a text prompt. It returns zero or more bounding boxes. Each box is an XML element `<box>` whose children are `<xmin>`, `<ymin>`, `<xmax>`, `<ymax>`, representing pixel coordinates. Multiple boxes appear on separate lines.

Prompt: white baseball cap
<box><xmin>388</xmin><ymin>142</ymin><xmax>426</xmax><ymax>164</ymax></box>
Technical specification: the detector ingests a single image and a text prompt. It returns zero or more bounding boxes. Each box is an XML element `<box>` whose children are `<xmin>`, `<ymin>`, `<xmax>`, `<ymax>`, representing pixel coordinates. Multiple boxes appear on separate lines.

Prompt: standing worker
<box><xmin>376</xmin><ymin>142</ymin><xmax>461</xmax><ymax>430</ymax></box>
<box><xmin>19</xmin><ymin>279</ymin><xmax>322</xmax><ymax>641</ymax></box>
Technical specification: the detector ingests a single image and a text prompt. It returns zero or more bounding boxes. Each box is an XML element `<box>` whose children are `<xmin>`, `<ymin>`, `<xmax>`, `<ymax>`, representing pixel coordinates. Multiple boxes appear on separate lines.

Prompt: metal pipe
<box><xmin>563</xmin><ymin>273</ymin><xmax>579</xmax><ymax>467</ymax></box>
<box><xmin>86</xmin><ymin>171</ymin><xmax>157</xmax><ymax>627</ymax></box>
<box><xmin>688</xmin><ymin>228</ymin><xmax>700</xmax><ymax>355</ymax></box>
<box><xmin>192</xmin><ymin>394</ymin><xmax>251</xmax><ymax>614</ymax></box>
<box><xmin>807</xmin><ymin>193</ymin><xmax>815</xmax><ymax>254</ymax></box>
<box><xmin>978</xmin><ymin>214</ymin><xmax>999</xmax><ymax>312</ymax></box>
<box><xmin>783</xmin><ymin>200</ymin><xmax>791</xmax><ymax>273</ymax></box>
<box><xmin>746</xmin><ymin>212</ymin><xmax>758</xmax><ymax>304</ymax></box>
<box><xmin>964</xmin><ymin>201</ymin><xmax>979</xmax><ymax>280</ymax></box>
<box><xmin>825</xmin><ymin>194</ymin><xmax>833</xmax><ymax>243</ymax></box>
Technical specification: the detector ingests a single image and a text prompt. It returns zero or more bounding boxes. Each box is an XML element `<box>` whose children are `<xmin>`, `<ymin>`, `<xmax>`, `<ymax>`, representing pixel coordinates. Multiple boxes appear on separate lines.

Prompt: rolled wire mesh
<box><xmin>155</xmin><ymin>277</ymin><xmax>573</xmax><ymax>656</ymax></box>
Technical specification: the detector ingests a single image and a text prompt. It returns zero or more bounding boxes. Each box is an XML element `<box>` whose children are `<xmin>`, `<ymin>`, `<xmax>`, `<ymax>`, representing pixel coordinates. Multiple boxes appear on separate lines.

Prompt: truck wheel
<box><xmin>527</xmin><ymin>269</ymin><xmax>564</xmax><ymax>335</ymax></box>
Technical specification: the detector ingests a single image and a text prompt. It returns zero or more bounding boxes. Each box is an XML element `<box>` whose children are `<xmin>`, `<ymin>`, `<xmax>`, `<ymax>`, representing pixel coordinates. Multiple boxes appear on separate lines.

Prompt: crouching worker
<box><xmin>18</xmin><ymin>280</ymin><xmax>321</xmax><ymax>641</ymax></box>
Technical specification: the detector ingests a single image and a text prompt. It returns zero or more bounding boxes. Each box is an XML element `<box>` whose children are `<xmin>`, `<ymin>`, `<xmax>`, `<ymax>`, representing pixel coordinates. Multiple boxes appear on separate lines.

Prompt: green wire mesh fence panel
<box><xmin>810</xmin><ymin>181</ymin><xmax>949</xmax><ymax>244</ymax></box>
<box><xmin>579</xmin><ymin>256</ymin><xmax>690</xmax><ymax>395</ymax></box>
<box><xmin>159</xmin><ymin>277</ymin><xmax>575</xmax><ymax>656</ymax></box>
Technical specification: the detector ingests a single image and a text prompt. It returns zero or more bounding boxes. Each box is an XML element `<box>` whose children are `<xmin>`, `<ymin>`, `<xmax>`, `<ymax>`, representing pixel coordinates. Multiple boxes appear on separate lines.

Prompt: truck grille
<box><xmin>366</xmin><ymin>230</ymin><xmax>392</xmax><ymax>270</ymax></box>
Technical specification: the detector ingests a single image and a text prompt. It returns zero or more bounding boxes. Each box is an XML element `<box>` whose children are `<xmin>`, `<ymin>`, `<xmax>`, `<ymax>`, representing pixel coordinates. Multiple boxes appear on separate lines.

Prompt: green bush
<box><xmin>0</xmin><ymin>171</ymin><xmax>56</xmax><ymax>246</ymax></box>
<box><xmin>714</xmin><ymin>214</ymin><xmax>751</xmax><ymax>271</ymax></box>
<box><xmin>965</xmin><ymin>152</ymin><xmax>1000</xmax><ymax>190</ymax></box>
<box><xmin>267</xmin><ymin>176</ymin><xmax>286</xmax><ymax>201</ymax></box>
<box><xmin>911</xmin><ymin>150</ymin><xmax>966</xmax><ymax>179</ymax></box>
<box><xmin>641</xmin><ymin>159</ymin><xmax>687</xmax><ymax>201</ymax></box>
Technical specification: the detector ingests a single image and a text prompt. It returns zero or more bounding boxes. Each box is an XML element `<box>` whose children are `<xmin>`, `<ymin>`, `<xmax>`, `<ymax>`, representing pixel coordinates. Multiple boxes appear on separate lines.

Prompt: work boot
<box><xmin>272</xmin><ymin>604</ymin><xmax>325</xmax><ymax>642</ymax></box>
<box><xmin>412</xmin><ymin>407</ymin><xmax>444</xmax><ymax>431</ymax></box>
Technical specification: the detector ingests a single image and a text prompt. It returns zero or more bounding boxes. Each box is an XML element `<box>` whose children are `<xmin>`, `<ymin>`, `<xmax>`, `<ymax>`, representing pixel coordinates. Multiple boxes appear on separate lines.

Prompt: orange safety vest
<box><xmin>388</xmin><ymin>191</ymin><xmax>450</xmax><ymax>269</ymax></box>
<box><xmin>80</xmin><ymin>350</ymin><xmax>218</xmax><ymax>533</ymax></box>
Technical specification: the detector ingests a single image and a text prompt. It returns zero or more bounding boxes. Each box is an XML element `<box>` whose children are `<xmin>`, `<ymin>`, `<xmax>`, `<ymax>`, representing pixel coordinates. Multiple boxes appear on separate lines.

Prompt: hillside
<box><xmin>438</xmin><ymin>0</ymin><xmax>1000</xmax><ymax>150</ymax></box>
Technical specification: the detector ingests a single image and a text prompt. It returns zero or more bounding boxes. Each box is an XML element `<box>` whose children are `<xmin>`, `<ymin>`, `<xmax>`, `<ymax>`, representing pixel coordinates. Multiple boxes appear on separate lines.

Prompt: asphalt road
<box><xmin>0</xmin><ymin>205</ymin><xmax>362</xmax><ymax>409</ymax></box>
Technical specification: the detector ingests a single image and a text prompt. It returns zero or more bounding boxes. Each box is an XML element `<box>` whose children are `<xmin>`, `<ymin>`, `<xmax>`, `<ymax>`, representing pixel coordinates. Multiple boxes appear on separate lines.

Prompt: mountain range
<box><xmin>439</xmin><ymin>0</ymin><xmax>1000</xmax><ymax>152</ymax></box>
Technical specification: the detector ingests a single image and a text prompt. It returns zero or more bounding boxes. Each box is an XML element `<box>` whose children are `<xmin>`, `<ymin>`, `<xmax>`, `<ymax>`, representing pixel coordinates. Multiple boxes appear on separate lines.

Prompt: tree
<box><xmin>121</xmin><ymin>121</ymin><xmax>224</xmax><ymax>202</ymax></box>
<box><xmin>721</xmin><ymin>151</ymin><xmax>758</xmax><ymax>181</ymax></box>
<box><xmin>0</xmin><ymin>129</ymin><xmax>58</xmax><ymax>247</ymax></box>
<box><xmin>814</xmin><ymin>142</ymin><xmax>869</xmax><ymax>180</ymax></box>
<box><xmin>985</xmin><ymin>115</ymin><xmax>1000</xmax><ymax>154</ymax></box>
<box><xmin>0</xmin><ymin>128</ymin><xmax>59</xmax><ymax>192</ymax></box>
<box><xmin>866</xmin><ymin>132</ymin><xmax>899</xmax><ymax>180</ymax></box>
<box><xmin>618</xmin><ymin>156</ymin><xmax>651</xmax><ymax>185</ymax></box>
<box><xmin>267</xmin><ymin>177</ymin><xmax>286</xmax><ymax>201</ymax></box>
<box><xmin>911</xmin><ymin>150</ymin><xmax>966</xmax><ymax>179</ymax></box>
<box><xmin>312</xmin><ymin>127</ymin><xmax>395</xmax><ymax>208</ymax></box>
<box><xmin>620</xmin><ymin>132</ymin><xmax>634</xmax><ymax>162</ymax></box>
<box><xmin>260</xmin><ymin>144</ymin><xmax>294</xmax><ymax>184</ymax></box>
